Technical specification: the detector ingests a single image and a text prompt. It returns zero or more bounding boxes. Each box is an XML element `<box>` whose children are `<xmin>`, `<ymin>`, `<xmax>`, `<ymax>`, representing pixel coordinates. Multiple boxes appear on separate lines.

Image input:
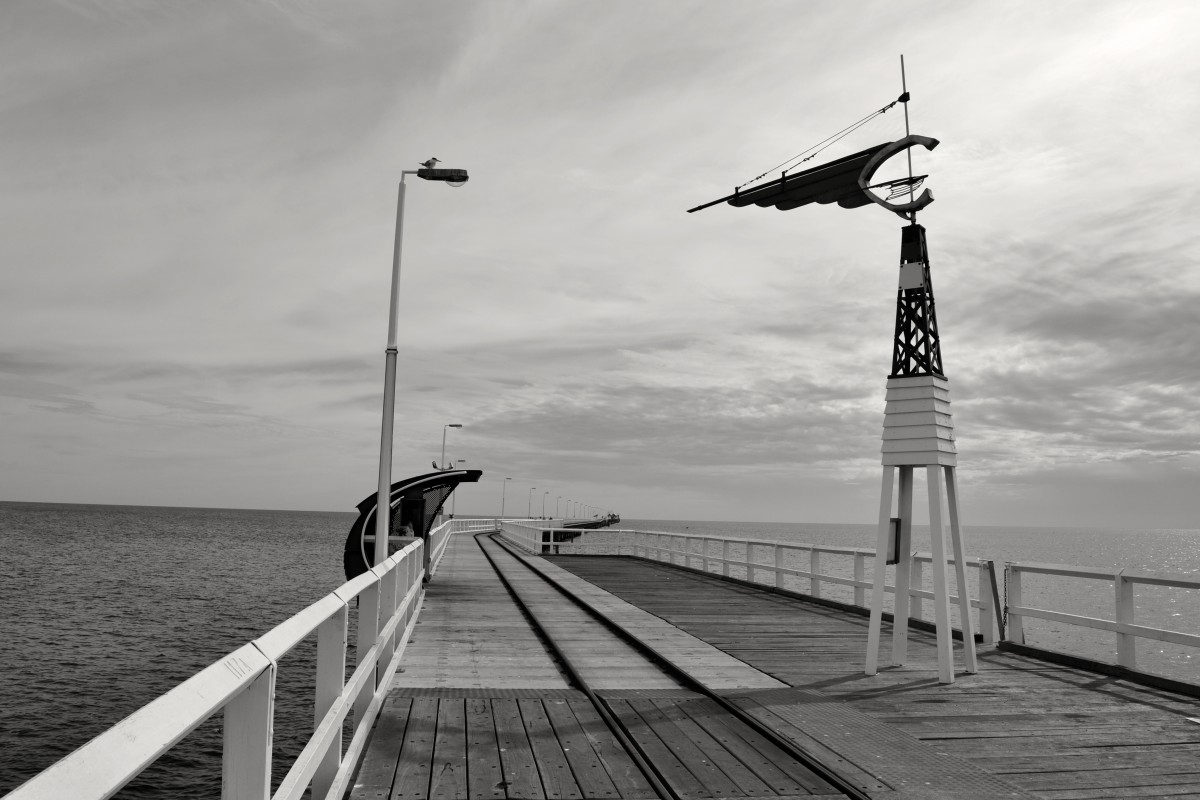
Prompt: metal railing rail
<box><xmin>7</xmin><ymin>540</ymin><xmax>428</xmax><ymax>800</ymax></box>
<box><xmin>1005</xmin><ymin>561</ymin><xmax>1200</xmax><ymax>671</ymax></box>
<box><xmin>497</xmin><ymin>524</ymin><xmax>997</xmax><ymax>642</ymax></box>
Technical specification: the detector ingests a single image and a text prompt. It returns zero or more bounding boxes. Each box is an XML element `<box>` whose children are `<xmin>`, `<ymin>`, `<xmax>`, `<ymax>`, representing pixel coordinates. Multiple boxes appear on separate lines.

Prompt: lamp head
<box><xmin>447</xmin><ymin>423</ymin><xmax>463</xmax><ymax>428</ymax></box>
<box><xmin>417</xmin><ymin>167</ymin><xmax>469</xmax><ymax>187</ymax></box>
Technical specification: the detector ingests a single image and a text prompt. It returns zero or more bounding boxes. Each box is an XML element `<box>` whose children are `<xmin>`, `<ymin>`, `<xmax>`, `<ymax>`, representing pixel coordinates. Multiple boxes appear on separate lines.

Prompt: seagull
<box><xmin>420</xmin><ymin>157</ymin><xmax>440</xmax><ymax>169</ymax></box>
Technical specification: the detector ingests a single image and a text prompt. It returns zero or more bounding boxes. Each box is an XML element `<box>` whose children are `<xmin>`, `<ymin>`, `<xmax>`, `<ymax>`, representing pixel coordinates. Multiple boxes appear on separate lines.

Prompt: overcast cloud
<box><xmin>2</xmin><ymin>1</ymin><xmax>1198</xmax><ymax>528</ymax></box>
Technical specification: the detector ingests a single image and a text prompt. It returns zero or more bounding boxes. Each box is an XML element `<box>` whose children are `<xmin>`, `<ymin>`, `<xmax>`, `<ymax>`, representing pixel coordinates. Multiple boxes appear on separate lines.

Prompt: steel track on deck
<box><xmin>476</xmin><ymin>533</ymin><xmax>867</xmax><ymax>800</ymax></box>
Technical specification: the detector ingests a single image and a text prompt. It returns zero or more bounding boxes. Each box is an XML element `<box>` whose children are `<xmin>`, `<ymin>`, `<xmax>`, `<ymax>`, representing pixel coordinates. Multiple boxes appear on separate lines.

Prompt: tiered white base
<box><xmin>881</xmin><ymin>375</ymin><xmax>956</xmax><ymax>466</ymax></box>
<box><xmin>866</xmin><ymin>375</ymin><xmax>977</xmax><ymax>684</ymax></box>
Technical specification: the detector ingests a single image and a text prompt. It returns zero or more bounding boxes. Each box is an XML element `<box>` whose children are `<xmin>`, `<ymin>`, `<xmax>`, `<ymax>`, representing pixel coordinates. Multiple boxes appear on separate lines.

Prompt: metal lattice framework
<box><xmin>891</xmin><ymin>223</ymin><xmax>944</xmax><ymax>378</ymax></box>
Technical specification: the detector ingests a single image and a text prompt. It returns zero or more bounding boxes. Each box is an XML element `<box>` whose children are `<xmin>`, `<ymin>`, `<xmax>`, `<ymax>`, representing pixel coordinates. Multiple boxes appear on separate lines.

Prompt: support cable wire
<box><xmin>737</xmin><ymin>93</ymin><xmax>907</xmax><ymax>191</ymax></box>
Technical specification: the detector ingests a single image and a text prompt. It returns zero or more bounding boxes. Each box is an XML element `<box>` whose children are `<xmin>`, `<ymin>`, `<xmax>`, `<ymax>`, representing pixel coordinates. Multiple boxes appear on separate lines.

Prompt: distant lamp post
<box><xmin>438</xmin><ymin>423</ymin><xmax>463</xmax><ymax>470</ymax></box>
<box><xmin>451</xmin><ymin>460</ymin><xmax>466</xmax><ymax>516</ymax></box>
<box><xmin>542</xmin><ymin>491</ymin><xmax>549</xmax><ymax>519</ymax></box>
<box><xmin>373</xmin><ymin>159</ymin><xmax>470</xmax><ymax>566</ymax></box>
<box><xmin>557</xmin><ymin>496</ymin><xmax>563</xmax><ymax>518</ymax></box>
<box><xmin>528</xmin><ymin>487</ymin><xmax>536</xmax><ymax>518</ymax></box>
<box><xmin>500</xmin><ymin>477</ymin><xmax>513</xmax><ymax>518</ymax></box>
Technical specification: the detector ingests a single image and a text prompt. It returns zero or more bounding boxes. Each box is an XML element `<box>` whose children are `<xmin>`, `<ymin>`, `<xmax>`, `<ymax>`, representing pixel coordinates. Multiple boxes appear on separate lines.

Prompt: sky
<box><xmin>2</xmin><ymin>1</ymin><xmax>1198</xmax><ymax>528</ymax></box>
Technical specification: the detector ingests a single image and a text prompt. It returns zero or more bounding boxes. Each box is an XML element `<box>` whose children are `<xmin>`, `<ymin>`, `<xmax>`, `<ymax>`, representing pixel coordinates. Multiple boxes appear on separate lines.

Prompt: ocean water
<box><xmin>2</xmin><ymin>502</ymin><xmax>1198</xmax><ymax>797</ymax></box>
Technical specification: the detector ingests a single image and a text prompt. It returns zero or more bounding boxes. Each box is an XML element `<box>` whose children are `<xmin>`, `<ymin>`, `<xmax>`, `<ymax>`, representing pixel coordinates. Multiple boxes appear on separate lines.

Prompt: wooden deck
<box><xmin>555</xmin><ymin>555</ymin><xmax>1200</xmax><ymax>800</ymax></box>
<box><xmin>350</xmin><ymin>534</ymin><xmax>1200</xmax><ymax>800</ymax></box>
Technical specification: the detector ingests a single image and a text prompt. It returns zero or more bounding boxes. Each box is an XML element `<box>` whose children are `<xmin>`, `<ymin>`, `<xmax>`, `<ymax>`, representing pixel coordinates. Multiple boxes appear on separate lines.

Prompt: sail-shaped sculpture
<box><xmin>690</xmin><ymin>127</ymin><xmax>977</xmax><ymax>684</ymax></box>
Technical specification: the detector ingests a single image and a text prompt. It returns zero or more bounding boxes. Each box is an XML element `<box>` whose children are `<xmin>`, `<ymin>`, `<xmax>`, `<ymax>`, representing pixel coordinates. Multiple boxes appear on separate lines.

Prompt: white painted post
<box><xmin>891</xmin><ymin>466</ymin><xmax>915</xmax><ymax>665</ymax></box>
<box><xmin>977</xmin><ymin>562</ymin><xmax>996</xmax><ymax>644</ymax></box>
<box><xmin>702</xmin><ymin>538</ymin><xmax>711</xmax><ymax>573</ymax></box>
<box><xmin>853</xmin><ymin>551</ymin><xmax>866</xmax><ymax>607</ymax></box>
<box><xmin>810</xmin><ymin>550</ymin><xmax>821</xmax><ymax>598</ymax></box>
<box><xmin>866</xmin><ymin>466</ymin><xmax>896</xmax><ymax>676</ymax></box>
<box><xmin>910</xmin><ymin>559</ymin><xmax>924</xmax><ymax>621</ymax></box>
<box><xmin>1007</xmin><ymin>566</ymin><xmax>1024</xmax><ymax>644</ymax></box>
<box><xmin>354</xmin><ymin>581</ymin><xmax>381</xmax><ymax>727</ymax></box>
<box><xmin>313</xmin><ymin>606</ymin><xmax>348</xmax><ymax>800</ymax></box>
<box><xmin>722</xmin><ymin>540</ymin><xmax>731</xmax><ymax>577</ymax></box>
<box><xmin>775</xmin><ymin>544</ymin><xmax>785</xmax><ymax>589</ymax></box>
<box><xmin>222</xmin><ymin>667</ymin><xmax>275</xmax><ymax>800</ymax></box>
<box><xmin>926</xmin><ymin>465</ymin><xmax>955</xmax><ymax>683</ymax></box>
<box><xmin>379</xmin><ymin>564</ymin><xmax>399</xmax><ymax>665</ymax></box>
<box><xmin>944</xmin><ymin>467</ymin><xmax>977</xmax><ymax>673</ymax></box>
<box><xmin>745</xmin><ymin>543</ymin><xmax>755</xmax><ymax>583</ymax></box>
<box><xmin>1115</xmin><ymin>570</ymin><xmax>1136</xmax><ymax>669</ymax></box>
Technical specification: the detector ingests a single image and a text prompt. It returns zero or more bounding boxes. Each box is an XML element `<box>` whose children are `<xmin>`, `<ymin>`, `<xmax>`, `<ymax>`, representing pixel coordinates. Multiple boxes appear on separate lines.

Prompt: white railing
<box><xmin>7</xmin><ymin>541</ymin><xmax>428</xmax><ymax>800</ymax></box>
<box><xmin>1006</xmin><ymin>562</ymin><xmax>1200</xmax><ymax>671</ymax></box>
<box><xmin>497</xmin><ymin>525</ymin><xmax>997</xmax><ymax>642</ymax></box>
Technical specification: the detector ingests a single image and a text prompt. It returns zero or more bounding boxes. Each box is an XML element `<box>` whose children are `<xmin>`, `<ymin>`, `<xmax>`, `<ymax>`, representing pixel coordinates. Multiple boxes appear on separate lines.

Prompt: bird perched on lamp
<box><xmin>419</xmin><ymin>157</ymin><xmax>440</xmax><ymax>169</ymax></box>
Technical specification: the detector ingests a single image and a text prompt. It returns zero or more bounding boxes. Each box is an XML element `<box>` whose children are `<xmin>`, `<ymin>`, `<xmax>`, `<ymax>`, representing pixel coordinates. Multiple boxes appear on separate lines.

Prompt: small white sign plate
<box><xmin>898</xmin><ymin>261</ymin><xmax>925</xmax><ymax>290</ymax></box>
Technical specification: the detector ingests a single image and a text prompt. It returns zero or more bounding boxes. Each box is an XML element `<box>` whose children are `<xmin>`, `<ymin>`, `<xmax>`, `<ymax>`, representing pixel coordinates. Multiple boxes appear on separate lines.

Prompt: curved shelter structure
<box><xmin>343</xmin><ymin>468</ymin><xmax>482</xmax><ymax>580</ymax></box>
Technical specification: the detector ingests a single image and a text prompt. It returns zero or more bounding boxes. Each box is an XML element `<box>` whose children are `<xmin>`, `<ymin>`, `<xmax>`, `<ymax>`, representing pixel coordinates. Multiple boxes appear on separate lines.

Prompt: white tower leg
<box><xmin>945</xmin><ymin>466</ymin><xmax>978</xmax><ymax>673</ymax></box>
<box><xmin>865</xmin><ymin>466</ymin><xmax>895</xmax><ymax>676</ymax></box>
<box><xmin>890</xmin><ymin>466</ymin><xmax>915</xmax><ymax>665</ymax></box>
<box><xmin>926</xmin><ymin>465</ymin><xmax>955</xmax><ymax>683</ymax></box>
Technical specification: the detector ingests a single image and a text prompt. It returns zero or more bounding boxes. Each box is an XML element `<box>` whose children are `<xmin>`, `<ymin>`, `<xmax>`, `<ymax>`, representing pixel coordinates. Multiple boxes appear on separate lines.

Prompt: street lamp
<box><xmin>373</xmin><ymin>160</ymin><xmax>469</xmax><ymax>566</ymax></box>
<box><xmin>437</xmin><ymin>423</ymin><xmax>462</xmax><ymax>470</ymax></box>
<box><xmin>556</xmin><ymin>496</ymin><xmax>563</xmax><ymax>518</ymax></box>
<box><xmin>528</xmin><ymin>487</ymin><xmax>536</xmax><ymax>518</ymax></box>
<box><xmin>542</xmin><ymin>491</ymin><xmax>549</xmax><ymax>519</ymax></box>
<box><xmin>500</xmin><ymin>477</ymin><xmax>513</xmax><ymax>518</ymax></box>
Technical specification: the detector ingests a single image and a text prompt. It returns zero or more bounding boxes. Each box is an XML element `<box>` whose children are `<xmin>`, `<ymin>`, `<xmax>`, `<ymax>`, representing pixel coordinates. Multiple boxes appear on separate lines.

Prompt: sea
<box><xmin>1</xmin><ymin>501</ymin><xmax>1198</xmax><ymax>798</ymax></box>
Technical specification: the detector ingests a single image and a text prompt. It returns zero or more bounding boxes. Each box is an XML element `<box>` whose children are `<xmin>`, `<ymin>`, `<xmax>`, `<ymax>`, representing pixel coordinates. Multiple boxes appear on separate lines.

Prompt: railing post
<box><xmin>313</xmin><ymin>605</ymin><xmax>348</xmax><ymax>800</ymax></box>
<box><xmin>853</xmin><ymin>550</ymin><xmax>866</xmax><ymax>607</ymax></box>
<box><xmin>809</xmin><ymin>550</ymin><xmax>820</xmax><ymax>597</ymax></box>
<box><xmin>1006</xmin><ymin>565</ymin><xmax>1024</xmax><ymax>644</ymax></box>
<box><xmin>354</xmin><ymin>580</ymin><xmax>381</xmax><ymax>727</ymax></box>
<box><xmin>745</xmin><ymin>543</ymin><xmax>755</xmax><ymax>583</ymax></box>
<box><xmin>911</xmin><ymin>559</ymin><xmax>924</xmax><ymax>621</ymax></box>
<box><xmin>1115</xmin><ymin>570</ymin><xmax>1136</xmax><ymax>669</ymax></box>
<box><xmin>774</xmin><ymin>544</ymin><xmax>785</xmax><ymax>589</ymax></box>
<box><xmin>703</xmin><ymin>538</ymin><xmax>712</xmax><ymax>573</ymax></box>
<box><xmin>722</xmin><ymin>540</ymin><xmax>731</xmax><ymax>577</ymax></box>
<box><xmin>222</xmin><ymin>666</ymin><xmax>275</xmax><ymax>800</ymax></box>
<box><xmin>977</xmin><ymin>561</ymin><xmax>996</xmax><ymax>644</ymax></box>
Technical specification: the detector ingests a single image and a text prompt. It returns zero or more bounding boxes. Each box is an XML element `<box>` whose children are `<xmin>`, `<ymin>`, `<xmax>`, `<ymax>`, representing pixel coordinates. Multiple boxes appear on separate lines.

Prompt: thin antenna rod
<box><xmin>901</xmin><ymin>55</ymin><xmax>915</xmax><ymax>219</ymax></box>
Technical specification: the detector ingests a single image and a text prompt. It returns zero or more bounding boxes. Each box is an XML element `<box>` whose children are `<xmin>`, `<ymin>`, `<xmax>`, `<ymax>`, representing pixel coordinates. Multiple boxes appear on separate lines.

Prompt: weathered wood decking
<box><xmin>350</xmin><ymin>534</ymin><xmax>1200</xmax><ymax>800</ymax></box>
<box><xmin>555</xmin><ymin>556</ymin><xmax>1200</xmax><ymax>799</ymax></box>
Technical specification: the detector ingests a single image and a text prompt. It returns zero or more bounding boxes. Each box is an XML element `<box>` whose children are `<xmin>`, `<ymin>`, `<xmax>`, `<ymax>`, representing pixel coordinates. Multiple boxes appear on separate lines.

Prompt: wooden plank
<box><xmin>519</xmin><ymin>699</ymin><xmax>583</xmax><ymax>800</ymax></box>
<box><xmin>349</xmin><ymin>696</ymin><xmax>411</xmax><ymax>800</ymax></box>
<box><xmin>671</xmin><ymin>696</ymin><xmax>838</xmax><ymax>796</ymax></box>
<box><xmin>605</xmin><ymin>699</ymin><xmax>713</xmax><ymax>799</ymax></box>
<box><xmin>627</xmin><ymin>698</ymin><xmax>742</xmax><ymax>797</ymax></box>
<box><xmin>392</xmin><ymin>696</ymin><xmax>437</xmax><ymax>799</ymax></box>
<box><xmin>646</xmin><ymin>697</ymin><xmax>775</xmax><ymax>797</ymax></box>
<box><xmin>492</xmin><ymin>699</ymin><xmax>546</xmax><ymax>800</ymax></box>
<box><xmin>466</xmin><ymin>698</ymin><xmax>505</xmax><ymax>800</ymax></box>
<box><xmin>565</xmin><ymin>699</ymin><xmax>658</xmax><ymax>799</ymax></box>
<box><xmin>542</xmin><ymin>698</ymin><xmax>620</xmax><ymax>798</ymax></box>
<box><xmin>430</xmin><ymin>698</ymin><xmax>468</xmax><ymax>799</ymax></box>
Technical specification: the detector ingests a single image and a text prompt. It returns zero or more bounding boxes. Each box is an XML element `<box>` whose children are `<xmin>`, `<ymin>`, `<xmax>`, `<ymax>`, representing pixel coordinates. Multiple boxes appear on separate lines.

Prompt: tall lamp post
<box><xmin>556</xmin><ymin>496</ymin><xmax>563</xmax><ymax>518</ymax></box>
<box><xmin>373</xmin><ymin>161</ymin><xmax>469</xmax><ymax>567</ymax></box>
<box><xmin>527</xmin><ymin>487</ymin><xmax>536</xmax><ymax>518</ymax></box>
<box><xmin>438</xmin><ymin>423</ymin><xmax>463</xmax><ymax>470</ymax></box>
<box><xmin>500</xmin><ymin>477</ymin><xmax>512</xmax><ymax>518</ymax></box>
<box><xmin>542</xmin><ymin>491</ymin><xmax>549</xmax><ymax>519</ymax></box>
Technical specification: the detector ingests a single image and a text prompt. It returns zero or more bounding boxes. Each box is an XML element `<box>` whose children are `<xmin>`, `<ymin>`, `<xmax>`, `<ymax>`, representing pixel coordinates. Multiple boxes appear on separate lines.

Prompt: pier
<box><xmin>350</xmin><ymin>527</ymin><xmax>1200</xmax><ymax>800</ymax></box>
<box><xmin>9</xmin><ymin>521</ymin><xmax>1200</xmax><ymax>800</ymax></box>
